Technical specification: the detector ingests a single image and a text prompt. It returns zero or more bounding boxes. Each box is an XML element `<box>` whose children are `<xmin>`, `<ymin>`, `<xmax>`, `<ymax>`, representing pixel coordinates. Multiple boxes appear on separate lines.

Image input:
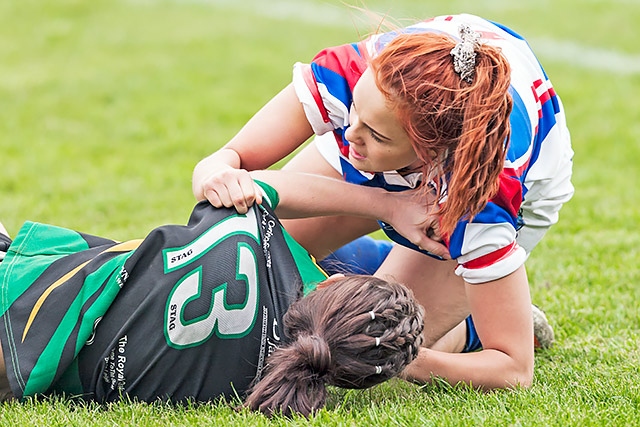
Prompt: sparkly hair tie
<box><xmin>450</xmin><ymin>24</ymin><xmax>481</xmax><ymax>83</ymax></box>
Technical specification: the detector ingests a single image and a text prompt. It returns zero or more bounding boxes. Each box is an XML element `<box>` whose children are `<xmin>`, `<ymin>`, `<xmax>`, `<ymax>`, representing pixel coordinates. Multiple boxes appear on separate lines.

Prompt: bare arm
<box><xmin>192</xmin><ymin>84</ymin><xmax>314</xmax><ymax>212</ymax></box>
<box><xmin>250</xmin><ymin>169</ymin><xmax>450</xmax><ymax>259</ymax></box>
<box><xmin>402</xmin><ymin>265</ymin><xmax>534</xmax><ymax>389</ymax></box>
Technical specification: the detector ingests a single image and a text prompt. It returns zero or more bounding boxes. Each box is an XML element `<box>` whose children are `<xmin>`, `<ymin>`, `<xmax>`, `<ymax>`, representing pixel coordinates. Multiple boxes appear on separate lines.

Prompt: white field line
<box><xmin>529</xmin><ymin>38</ymin><xmax>640</xmax><ymax>75</ymax></box>
<box><xmin>128</xmin><ymin>0</ymin><xmax>640</xmax><ymax>75</ymax></box>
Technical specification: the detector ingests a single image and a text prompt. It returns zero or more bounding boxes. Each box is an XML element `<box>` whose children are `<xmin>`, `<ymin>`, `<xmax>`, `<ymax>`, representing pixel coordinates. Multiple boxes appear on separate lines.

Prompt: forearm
<box><xmin>250</xmin><ymin>170</ymin><xmax>393</xmax><ymax>223</ymax></box>
<box><xmin>250</xmin><ymin>169</ymin><xmax>450</xmax><ymax>258</ymax></box>
<box><xmin>403</xmin><ymin>347</ymin><xmax>533</xmax><ymax>390</ymax></box>
<box><xmin>404</xmin><ymin>268</ymin><xmax>535</xmax><ymax>389</ymax></box>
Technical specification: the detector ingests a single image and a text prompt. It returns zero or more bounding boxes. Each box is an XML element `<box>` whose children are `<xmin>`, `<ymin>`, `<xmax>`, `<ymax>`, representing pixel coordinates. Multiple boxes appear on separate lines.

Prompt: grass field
<box><xmin>1</xmin><ymin>0</ymin><xmax>639</xmax><ymax>425</ymax></box>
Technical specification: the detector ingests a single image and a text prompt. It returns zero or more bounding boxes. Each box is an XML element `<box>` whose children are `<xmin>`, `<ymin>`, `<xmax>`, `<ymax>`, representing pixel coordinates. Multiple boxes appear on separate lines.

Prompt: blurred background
<box><xmin>2</xmin><ymin>0</ymin><xmax>638</xmax><ymax>235</ymax></box>
<box><xmin>0</xmin><ymin>1</ymin><xmax>638</xmax><ymax>412</ymax></box>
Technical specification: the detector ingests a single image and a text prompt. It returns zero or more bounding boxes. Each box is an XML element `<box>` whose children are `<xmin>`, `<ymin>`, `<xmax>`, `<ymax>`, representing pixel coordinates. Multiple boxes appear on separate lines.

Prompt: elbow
<box><xmin>512</xmin><ymin>368</ymin><xmax>534</xmax><ymax>389</ymax></box>
<box><xmin>521</xmin><ymin>361</ymin><xmax>535</xmax><ymax>388</ymax></box>
<box><xmin>501</xmin><ymin>357</ymin><xmax>534</xmax><ymax>390</ymax></box>
<box><xmin>484</xmin><ymin>367</ymin><xmax>533</xmax><ymax>391</ymax></box>
<box><xmin>479</xmin><ymin>348</ymin><xmax>535</xmax><ymax>390</ymax></box>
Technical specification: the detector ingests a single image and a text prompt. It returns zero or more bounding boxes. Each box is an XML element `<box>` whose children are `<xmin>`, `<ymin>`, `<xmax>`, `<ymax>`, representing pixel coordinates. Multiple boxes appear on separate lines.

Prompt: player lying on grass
<box><xmin>0</xmin><ymin>179</ymin><xmax>424</xmax><ymax>417</ymax></box>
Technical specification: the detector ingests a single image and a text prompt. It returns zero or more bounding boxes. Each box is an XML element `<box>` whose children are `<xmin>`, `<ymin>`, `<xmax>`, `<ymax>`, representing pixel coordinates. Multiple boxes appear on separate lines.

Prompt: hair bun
<box><xmin>295</xmin><ymin>335</ymin><xmax>332</xmax><ymax>378</ymax></box>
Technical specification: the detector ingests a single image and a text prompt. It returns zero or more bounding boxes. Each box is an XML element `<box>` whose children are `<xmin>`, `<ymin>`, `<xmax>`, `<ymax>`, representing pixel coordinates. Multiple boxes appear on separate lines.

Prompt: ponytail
<box><xmin>244</xmin><ymin>275</ymin><xmax>424</xmax><ymax>417</ymax></box>
<box><xmin>370</xmin><ymin>31</ymin><xmax>512</xmax><ymax>236</ymax></box>
<box><xmin>244</xmin><ymin>335</ymin><xmax>331</xmax><ymax>417</ymax></box>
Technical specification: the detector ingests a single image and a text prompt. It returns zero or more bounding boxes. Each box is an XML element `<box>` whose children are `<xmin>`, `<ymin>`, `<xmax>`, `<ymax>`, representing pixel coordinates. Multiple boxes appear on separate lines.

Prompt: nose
<box><xmin>345</xmin><ymin>110</ymin><xmax>361</xmax><ymax>144</ymax></box>
<box><xmin>344</xmin><ymin>125</ymin><xmax>357</xmax><ymax>144</ymax></box>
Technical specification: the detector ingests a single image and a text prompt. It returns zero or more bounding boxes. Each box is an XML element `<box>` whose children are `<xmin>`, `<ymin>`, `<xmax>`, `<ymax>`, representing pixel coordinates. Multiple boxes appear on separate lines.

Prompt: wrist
<box><xmin>361</xmin><ymin>187</ymin><xmax>393</xmax><ymax>223</ymax></box>
<box><xmin>400</xmin><ymin>347</ymin><xmax>432</xmax><ymax>385</ymax></box>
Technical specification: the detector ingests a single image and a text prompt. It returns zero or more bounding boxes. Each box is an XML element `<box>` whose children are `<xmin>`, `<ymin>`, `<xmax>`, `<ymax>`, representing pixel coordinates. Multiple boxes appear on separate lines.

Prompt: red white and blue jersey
<box><xmin>292</xmin><ymin>14</ymin><xmax>574</xmax><ymax>283</ymax></box>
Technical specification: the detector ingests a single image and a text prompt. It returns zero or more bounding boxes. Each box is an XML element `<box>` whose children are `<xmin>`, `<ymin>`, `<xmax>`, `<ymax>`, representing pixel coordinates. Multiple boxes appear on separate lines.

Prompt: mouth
<box><xmin>349</xmin><ymin>145</ymin><xmax>366</xmax><ymax>161</ymax></box>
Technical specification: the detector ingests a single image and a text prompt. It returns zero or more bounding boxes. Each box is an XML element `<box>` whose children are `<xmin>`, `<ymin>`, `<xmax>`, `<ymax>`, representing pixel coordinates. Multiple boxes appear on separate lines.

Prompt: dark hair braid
<box><xmin>244</xmin><ymin>275</ymin><xmax>424</xmax><ymax>417</ymax></box>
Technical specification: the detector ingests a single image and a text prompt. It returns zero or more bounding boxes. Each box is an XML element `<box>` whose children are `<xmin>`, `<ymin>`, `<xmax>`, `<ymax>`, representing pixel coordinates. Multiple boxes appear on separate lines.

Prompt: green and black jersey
<box><xmin>0</xmin><ymin>181</ymin><xmax>326</xmax><ymax>403</ymax></box>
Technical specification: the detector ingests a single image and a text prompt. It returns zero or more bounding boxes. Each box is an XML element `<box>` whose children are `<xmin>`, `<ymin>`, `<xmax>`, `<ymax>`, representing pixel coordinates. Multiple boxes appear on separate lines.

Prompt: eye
<box><xmin>369</xmin><ymin>128</ymin><xmax>385</xmax><ymax>143</ymax></box>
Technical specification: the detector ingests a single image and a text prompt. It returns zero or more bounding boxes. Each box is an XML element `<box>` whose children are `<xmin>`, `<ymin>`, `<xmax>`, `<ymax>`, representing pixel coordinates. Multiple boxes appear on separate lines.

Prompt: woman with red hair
<box><xmin>192</xmin><ymin>14</ymin><xmax>574</xmax><ymax>389</ymax></box>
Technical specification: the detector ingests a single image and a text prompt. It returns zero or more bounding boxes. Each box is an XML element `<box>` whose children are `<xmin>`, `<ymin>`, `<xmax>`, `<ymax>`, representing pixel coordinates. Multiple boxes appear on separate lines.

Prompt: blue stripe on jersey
<box><xmin>507</xmin><ymin>88</ymin><xmax>532</xmax><ymax>200</ymax></box>
<box><xmin>378</xmin><ymin>221</ymin><xmax>445</xmax><ymax>261</ymax></box>
<box><xmin>508</xmin><ymin>86</ymin><xmax>559</xmax><ymax>195</ymax></box>
<box><xmin>310</xmin><ymin>62</ymin><xmax>352</xmax><ymax>109</ymax></box>
<box><xmin>339</xmin><ymin>157</ymin><xmax>369</xmax><ymax>185</ymax></box>
<box><xmin>447</xmin><ymin>201</ymin><xmax>518</xmax><ymax>259</ymax></box>
<box><xmin>339</xmin><ymin>157</ymin><xmax>419</xmax><ymax>192</ymax></box>
<box><xmin>522</xmin><ymin>95</ymin><xmax>559</xmax><ymax>195</ymax></box>
<box><xmin>507</xmin><ymin>87</ymin><xmax>533</xmax><ymax>167</ymax></box>
<box><xmin>447</xmin><ymin>219</ymin><xmax>468</xmax><ymax>260</ymax></box>
<box><xmin>474</xmin><ymin>201</ymin><xmax>519</xmax><ymax>227</ymax></box>
<box><xmin>536</xmin><ymin>93</ymin><xmax>560</xmax><ymax>146</ymax></box>
<box><xmin>489</xmin><ymin>20</ymin><xmax>525</xmax><ymax>40</ymax></box>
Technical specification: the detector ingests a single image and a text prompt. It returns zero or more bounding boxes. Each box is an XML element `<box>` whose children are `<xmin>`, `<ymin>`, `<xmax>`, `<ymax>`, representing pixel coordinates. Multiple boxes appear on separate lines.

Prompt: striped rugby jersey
<box><xmin>0</xmin><ymin>181</ymin><xmax>326</xmax><ymax>402</ymax></box>
<box><xmin>292</xmin><ymin>13</ymin><xmax>574</xmax><ymax>283</ymax></box>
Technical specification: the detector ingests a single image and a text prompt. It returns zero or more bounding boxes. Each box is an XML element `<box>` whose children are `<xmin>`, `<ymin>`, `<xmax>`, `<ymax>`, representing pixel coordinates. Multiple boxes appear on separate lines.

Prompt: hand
<box><xmin>384</xmin><ymin>189</ymin><xmax>450</xmax><ymax>259</ymax></box>
<box><xmin>199</xmin><ymin>166</ymin><xmax>263</xmax><ymax>214</ymax></box>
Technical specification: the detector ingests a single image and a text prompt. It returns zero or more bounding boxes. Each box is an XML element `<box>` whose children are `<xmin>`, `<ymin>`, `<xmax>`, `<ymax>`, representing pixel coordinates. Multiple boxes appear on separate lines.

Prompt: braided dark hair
<box><xmin>244</xmin><ymin>275</ymin><xmax>424</xmax><ymax>417</ymax></box>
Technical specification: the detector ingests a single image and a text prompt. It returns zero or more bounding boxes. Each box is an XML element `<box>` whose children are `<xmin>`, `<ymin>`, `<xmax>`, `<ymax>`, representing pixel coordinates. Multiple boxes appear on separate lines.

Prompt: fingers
<box><xmin>251</xmin><ymin>181</ymin><xmax>263</xmax><ymax>206</ymax></box>
<box><xmin>426</xmin><ymin>226</ymin><xmax>442</xmax><ymax>242</ymax></box>
<box><xmin>201</xmin><ymin>169</ymin><xmax>261</xmax><ymax>214</ymax></box>
<box><xmin>416</xmin><ymin>235</ymin><xmax>451</xmax><ymax>260</ymax></box>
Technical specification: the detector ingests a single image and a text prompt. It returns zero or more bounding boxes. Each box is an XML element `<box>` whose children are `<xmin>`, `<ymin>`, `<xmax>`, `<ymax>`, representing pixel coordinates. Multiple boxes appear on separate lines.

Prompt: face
<box><xmin>344</xmin><ymin>68</ymin><xmax>419</xmax><ymax>172</ymax></box>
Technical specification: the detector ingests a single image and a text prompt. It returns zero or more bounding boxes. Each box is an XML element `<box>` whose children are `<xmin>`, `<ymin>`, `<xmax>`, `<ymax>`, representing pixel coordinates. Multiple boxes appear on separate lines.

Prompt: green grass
<box><xmin>1</xmin><ymin>0</ymin><xmax>639</xmax><ymax>425</ymax></box>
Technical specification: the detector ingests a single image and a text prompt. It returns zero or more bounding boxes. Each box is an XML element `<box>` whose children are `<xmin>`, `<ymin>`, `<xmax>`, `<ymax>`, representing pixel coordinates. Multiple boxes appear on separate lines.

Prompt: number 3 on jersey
<box><xmin>163</xmin><ymin>209</ymin><xmax>261</xmax><ymax>348</ymax></box>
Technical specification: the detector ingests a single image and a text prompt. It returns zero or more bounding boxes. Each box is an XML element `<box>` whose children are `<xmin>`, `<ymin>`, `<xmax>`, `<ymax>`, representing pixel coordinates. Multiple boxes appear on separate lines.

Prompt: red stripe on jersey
<box><xmin>531</xmin><ymin>83</ymin><xmax>540</xmax><ymax>103</ymax></box>
<box><xmin>302</xmin><ymin>65</ymin><xmax>331</xmax><ymax>124</ymax></box>
<box><xmin>506</xmin><ymin>148</ymin><xmax>531</xmax><ymax>177</ymax></box>
<box><xmin>533</xmin><ymin>79</ymin><xmax>557</xmax><ymax>115</ymax></box>
<box><xmin>490</xmin><ymin>171</ymin><xmax>522</xmax><ymax>218</ymax></box>
<box><xmin>335</xmin><ymin>131</ymin><xmax>350</xmax><ymax>157</ymax></box>
<box><xmin>531</xmin><ymin>82</ymin><xmax>543</xmax><ymax>119</ymax></box>
<box><xmin>315</xmin><ymin>43</ymin><xmax>368</xmax><ymax>91</ymax></box>
<box><xmin>538</xmin><ymin>90</ymin><xmax>551</xmax><ymax>105</ymax></box>
<box><xmin>462</xmin><ymin>241</ymin><xmax>518</xmax><ymax>270</ymax></box>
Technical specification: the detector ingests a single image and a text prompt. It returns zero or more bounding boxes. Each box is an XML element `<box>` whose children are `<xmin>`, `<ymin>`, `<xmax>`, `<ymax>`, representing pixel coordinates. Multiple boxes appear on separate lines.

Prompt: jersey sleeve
<box><xmin>254</xmin><ymin>180</ymin><xmax>280</xmax><ymax>211</ymax></box>
<box><xmin>448</xmin><ymin>172</ymin><xmax>527</xmax><ymax>284</ymax></box>
<box><xmin>235</xmin><ymin>180</ymin><xmax>326</xmax><ymax>294</ymax></box>
<box><xmin>292</xmin><ymin>42</ymin><xmax>368</xmax><ymax>135</ymax></box>
<box><xmin>0</xmin><ymin>221</ymin><xmax>132</xmax><ymax>399</ymax></box>
<box><xmin>253</xmin><ymin>180</ymin><xmax>327</xmax><ymax>294</ymax></box>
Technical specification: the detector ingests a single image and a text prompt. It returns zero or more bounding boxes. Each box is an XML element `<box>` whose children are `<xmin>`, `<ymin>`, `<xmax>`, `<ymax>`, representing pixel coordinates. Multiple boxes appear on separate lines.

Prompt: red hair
<box><xmin>370</xmin><ymin>32</ymin><xmax>513</xmax><ymax>236</ymax></box>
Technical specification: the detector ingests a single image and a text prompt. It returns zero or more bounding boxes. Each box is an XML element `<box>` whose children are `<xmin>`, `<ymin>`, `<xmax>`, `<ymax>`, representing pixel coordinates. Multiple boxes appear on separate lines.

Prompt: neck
<box><xmin>397</xmin><ymin>159</ymin><xmax>424</xmax><ymax>176</ymax></box>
